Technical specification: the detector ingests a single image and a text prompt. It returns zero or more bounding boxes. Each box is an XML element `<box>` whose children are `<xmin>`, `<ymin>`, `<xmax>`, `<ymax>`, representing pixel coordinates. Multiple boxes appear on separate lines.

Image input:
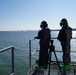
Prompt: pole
<box><xmin>29</xmin><ymin>40</ymin><xmax>31</xmax><ymax>68</ymax></box>
<box><xmin>48</xmin><ymin>50</ymin><xmax>52</xmax><ymax>75</ymax></box>
<box><xmin>12</xmin><ymin>47</ymin><xmax>14</xmax><ymax>75</ymax></box>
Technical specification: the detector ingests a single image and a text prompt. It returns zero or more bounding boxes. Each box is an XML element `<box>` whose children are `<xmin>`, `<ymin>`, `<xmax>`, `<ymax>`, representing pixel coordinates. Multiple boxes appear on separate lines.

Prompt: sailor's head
<box><xmin>60</xmin><ymin>18</ymin><xmax>68</xmax><ymax>28</ymax></box>
<box><xmin>40</xmin><ymin>21</ymin><xmax>48</xmax><ymax>29</ymax></box>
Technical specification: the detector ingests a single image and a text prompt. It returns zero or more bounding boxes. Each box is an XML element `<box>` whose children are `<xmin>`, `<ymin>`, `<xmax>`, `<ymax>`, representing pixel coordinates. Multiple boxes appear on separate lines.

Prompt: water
<box><xmin>0</xmin><ymin>31</ymin><xmax>76</xmax><ymax>75</ymax></box>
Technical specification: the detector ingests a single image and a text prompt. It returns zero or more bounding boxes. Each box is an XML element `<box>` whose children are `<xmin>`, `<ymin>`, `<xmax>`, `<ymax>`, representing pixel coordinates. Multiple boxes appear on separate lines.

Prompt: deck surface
<box><xmin>27</xmin><ymin>62</ymin><xmax>76</xmax><ymax>75</ymax></box>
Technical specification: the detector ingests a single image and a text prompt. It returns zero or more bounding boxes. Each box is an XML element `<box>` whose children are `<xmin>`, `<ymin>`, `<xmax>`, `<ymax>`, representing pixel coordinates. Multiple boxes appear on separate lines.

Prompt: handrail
<box><xmin>29</xmin><ymin>29</ymin><xmax>76</xmax><ymax>69</ymax></box>
<box><xmin>50</xmin><ymin>28</ymin><xmax>76</xmax><ymax>31</ymax></box>
<box><xmin>31</xmin><ymin>50</ymin><xmax>76</xmax><ymax>54</ymax></box>
<box><xmin>51</xmin><ymin>37</ymin><xmax>76</xmax><ymax>39</ymax></box>
<box><xmin>0</xmin><ymin>45</ymin><xmax>14</xmax><ymax>53</ymax></box>
<box><xmin>0</xmin><ymin>46</ymin><xmax>15</xmax><ymax>75</ymax></box>
<box><xmin>29</xmin><ymin>39</ymin><xmax>76</xmax><ymax>68</ymax></box>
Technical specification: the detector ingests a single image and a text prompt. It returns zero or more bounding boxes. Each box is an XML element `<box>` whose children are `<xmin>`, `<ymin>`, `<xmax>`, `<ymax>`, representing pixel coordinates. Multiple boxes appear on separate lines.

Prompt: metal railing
<box><xmin>29</xmin><ymin>29</ymin><xmax>76</xmax><ymax>69</ymax></box>
<box><xmin>0</xmin><ymin>45</ymin><xmax>14</xmax><ymax>75</ymax></box>
<box><xmin>29</xmin><ymin>40</ymin><xmax>31</xmax><ymax>68</ymax></box>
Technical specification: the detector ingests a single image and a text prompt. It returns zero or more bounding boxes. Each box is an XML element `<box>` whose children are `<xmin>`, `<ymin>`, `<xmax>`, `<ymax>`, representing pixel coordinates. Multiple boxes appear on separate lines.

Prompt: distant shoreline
<box><xmin>0</xmin><ymin>30</ymin><xmax>38</xmax><ymax>32</ymax></box>
<box><xmin>0</xmin><ymin>28</ymin><xmax>76</xmax><ymax>32</ymax></box>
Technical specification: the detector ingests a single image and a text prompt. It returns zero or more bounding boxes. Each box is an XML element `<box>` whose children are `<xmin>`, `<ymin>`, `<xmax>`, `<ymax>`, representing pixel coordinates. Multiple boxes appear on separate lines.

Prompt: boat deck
<box><xmin>27</xmin><ymin>61</ymin><xmax>76</xmax><ymax>75</ymax></box>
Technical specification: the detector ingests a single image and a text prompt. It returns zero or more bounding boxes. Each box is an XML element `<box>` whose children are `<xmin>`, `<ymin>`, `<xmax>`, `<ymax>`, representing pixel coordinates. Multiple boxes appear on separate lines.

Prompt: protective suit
<box><xmin>35</xmin><ymin>21</ymin><xmax>51</xmax><ymax>68</ymax></box>
<box><xmin>58</xmin><ymin>18</ymin><xmax>72</xmax><ymax>69</ymax></box>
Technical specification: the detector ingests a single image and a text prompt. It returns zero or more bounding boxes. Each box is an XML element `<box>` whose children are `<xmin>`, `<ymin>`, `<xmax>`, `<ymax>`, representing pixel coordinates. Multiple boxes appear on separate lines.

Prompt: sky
<box><xmin>0</xmin><ymin>0</ymin><xmax>76</xmax><ymax>31</ymax></box>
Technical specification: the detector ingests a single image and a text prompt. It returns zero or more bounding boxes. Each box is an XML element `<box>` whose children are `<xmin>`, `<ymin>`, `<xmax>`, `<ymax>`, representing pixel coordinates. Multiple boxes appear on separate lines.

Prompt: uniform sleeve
<box><xmin>34</xmin><ymin>30</ymin><xmax>42</xmax><ymax>39</ymax></box>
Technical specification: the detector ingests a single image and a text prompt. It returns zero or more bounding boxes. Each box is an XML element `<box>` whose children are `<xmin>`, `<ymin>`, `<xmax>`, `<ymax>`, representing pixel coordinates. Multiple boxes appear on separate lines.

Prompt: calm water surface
<box><xmin>0</xmin><ymin>31</ymin><xmax>76</xmax><ymax>75</ymax></box>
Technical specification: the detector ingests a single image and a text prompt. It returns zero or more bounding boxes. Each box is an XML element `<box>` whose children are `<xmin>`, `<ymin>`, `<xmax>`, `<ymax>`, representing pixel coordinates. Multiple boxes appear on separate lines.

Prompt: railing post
<box><xmin>11</xmin><ymin>47</ymin><xmax>14</xmax><ymax>75</ymax></box>
<box><xmin>29</xmin><ymin>40</ymin><xmax>31</xmax><ymax>68</ymax></box>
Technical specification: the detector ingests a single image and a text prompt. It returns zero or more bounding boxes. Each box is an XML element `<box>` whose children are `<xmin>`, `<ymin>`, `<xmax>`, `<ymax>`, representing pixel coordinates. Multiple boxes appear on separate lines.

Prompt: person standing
<box><xmin>34</xmin><ymin>21</ymin><xmax>51</xmax><ymax>69</ymax></box>
<box><xmin>57</xmin><ymin>18</ymin><xmax>72</xmax><ymax>70</ymax></box>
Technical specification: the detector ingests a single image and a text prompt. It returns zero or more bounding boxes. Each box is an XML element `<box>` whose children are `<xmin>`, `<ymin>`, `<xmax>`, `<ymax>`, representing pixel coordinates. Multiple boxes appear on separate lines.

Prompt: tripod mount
<box><xmin>48</xmin><ymin>40</ymin><xmax>61</xmax><ymax>75</ymax></box>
